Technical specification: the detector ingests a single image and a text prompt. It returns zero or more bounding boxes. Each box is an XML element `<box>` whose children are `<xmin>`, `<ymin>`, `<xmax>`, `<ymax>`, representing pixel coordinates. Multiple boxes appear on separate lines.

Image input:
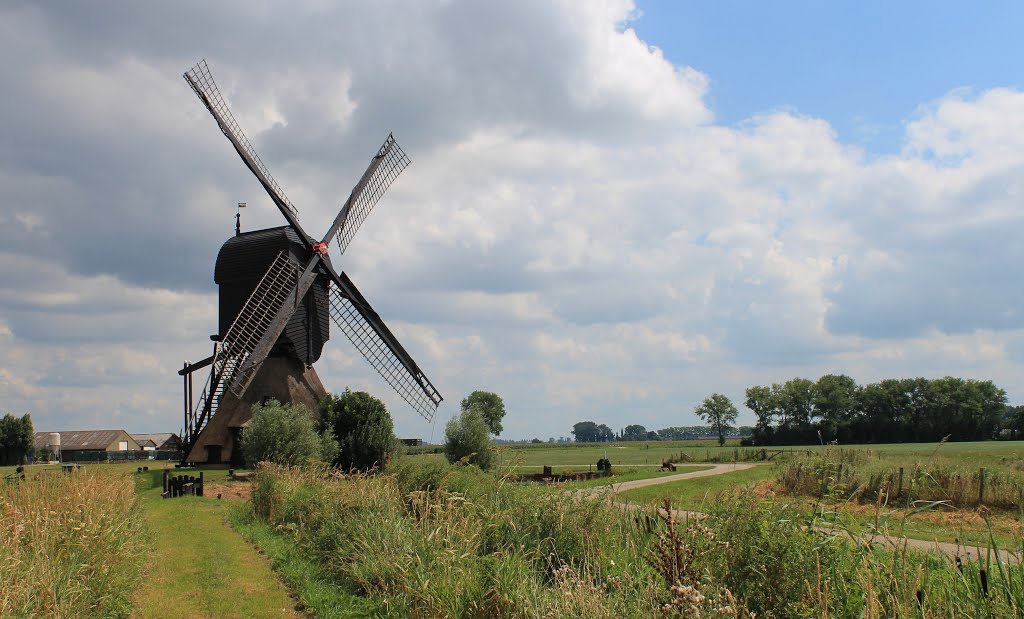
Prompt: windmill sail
<box><xmin>183</xmin><ymin>60</ymin><xmax>302</xmax><ymax>227</ymax></box>
<box><xmin>328</xmin><ymin>133</ymin><xmax>411</xmax><ymax>254</ymax></box>
<box><xmin>328</xmin><ymin>273</ymin><xmax>442</xmax><ymax>421</ymax></box>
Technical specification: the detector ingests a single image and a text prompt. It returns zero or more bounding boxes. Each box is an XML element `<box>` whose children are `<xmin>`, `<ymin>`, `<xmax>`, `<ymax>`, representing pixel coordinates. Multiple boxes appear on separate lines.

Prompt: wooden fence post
<box><xmin>897</xmin><ymin>467</ymin><xmax>904</xmax><ymax>498</ymax></box>
<box><xmin>979</xmin><ymin>468</ymin><xmax>986</xmax><ymax>506</ymax></box>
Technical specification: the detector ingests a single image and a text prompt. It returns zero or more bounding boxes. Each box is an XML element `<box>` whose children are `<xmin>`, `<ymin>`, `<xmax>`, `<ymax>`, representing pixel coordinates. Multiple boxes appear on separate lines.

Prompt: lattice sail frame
<box><xmin>184</xmin><ymin>60</ymin><xmax>300</xmax><ymax>220</ymax></box>
<box><xmin>335</xmin><ymin>134</ymin><xmax>410</xmax><ymax>254</ymax></box>
<box><xmin>329</xmin><ymin>285</ymin><xmax>441</xmax><ymax>422</ymax></box>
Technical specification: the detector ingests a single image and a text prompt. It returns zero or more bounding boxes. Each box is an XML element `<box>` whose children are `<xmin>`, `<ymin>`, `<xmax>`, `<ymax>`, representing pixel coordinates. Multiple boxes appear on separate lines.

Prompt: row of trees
<box><xmin>746</xmin><ymin>375</ymin><xmax>1011</xmax><ymax>445</ymax></box>
<box><xmin>0</xmin><ymin>413</ymin><xmax>34</xmax><ymax>466</ymax></box>
<box><xmin>570</xmin><ymin>420</ymin><xmax>754</xmax><ymax>444</ymax></box>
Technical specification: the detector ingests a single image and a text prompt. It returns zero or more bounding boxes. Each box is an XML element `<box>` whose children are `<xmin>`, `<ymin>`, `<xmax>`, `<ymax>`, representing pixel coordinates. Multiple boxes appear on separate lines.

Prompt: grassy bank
<box><xmin>0</xmin><ymin>469</ymin><xmax>145</xmax><ymax>618</ymax></box>
<box><xmin>241</xmin><ymin>459</ymin><xmax>1023</xmax><ymax>617</ymax></box>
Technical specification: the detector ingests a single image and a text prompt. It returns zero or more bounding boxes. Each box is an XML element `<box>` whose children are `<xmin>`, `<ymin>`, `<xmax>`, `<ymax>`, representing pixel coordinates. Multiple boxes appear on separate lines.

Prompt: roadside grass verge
<box><xmin>132</xmin><ymin>470</ymin><xmax>300</xmax><ymax>619</ymax></box>
<box><xmin>617</xmin><ymin>464</ymin><xmax>777</xmax><ymax>511</ymax></box>
<box><xmin>0</xmin><ymin>469</ymin><xmax>144</xmax><ymax>618</ymax></box>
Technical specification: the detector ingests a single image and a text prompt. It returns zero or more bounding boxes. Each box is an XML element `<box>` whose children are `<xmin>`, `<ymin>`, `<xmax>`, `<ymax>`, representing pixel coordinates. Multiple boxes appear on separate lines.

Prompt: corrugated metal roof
<box><xmin>33</xmin><ymin>430</ymin><xmax>134</xmax><ymax>451</ymax></box>
<box><xmin>130</xmin><ymin>433</ymin><xmax>181</xmax><ymax>450</ymax></box>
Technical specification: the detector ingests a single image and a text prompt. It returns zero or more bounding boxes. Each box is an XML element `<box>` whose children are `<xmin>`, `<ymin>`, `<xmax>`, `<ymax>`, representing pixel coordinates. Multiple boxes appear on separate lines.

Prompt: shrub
<box><xmin>321</xmin><ymin>389</ymin><xmax>397</xmax><ymax>471</ymax></box>
<box><xmin>444</xmin><ymin>408</ymin><xmax>495</xmax><ymax>470</ymax></box>
<box><xmin>240</xmin><ymin>400</ymin><xmax>338</xmax><ymax>467</ymax></box>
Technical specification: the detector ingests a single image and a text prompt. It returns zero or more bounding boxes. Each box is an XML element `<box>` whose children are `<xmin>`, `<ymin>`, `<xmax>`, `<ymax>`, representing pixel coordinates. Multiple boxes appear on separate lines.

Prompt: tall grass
<box><xmin>0</xmin><ymin>470</ymin><xmax>144</xmax><ymax>618</ymax></box>
<box><xmin>778</xmin><ymin>447</ymin><xmax>1024</xmax><ymax>509</ymax></box>
<box><xmin>248</xmin><ymin>459</ymin><xmax>1024</xmax><ymax>617</ymax></box>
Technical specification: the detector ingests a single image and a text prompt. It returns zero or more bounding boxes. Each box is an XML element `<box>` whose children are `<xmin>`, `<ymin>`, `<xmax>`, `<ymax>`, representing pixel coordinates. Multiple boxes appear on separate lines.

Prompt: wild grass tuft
<box><xmin>0</xmin><ymin>470</ymin><xmax>144</xmax><ymax>618</ymax></box>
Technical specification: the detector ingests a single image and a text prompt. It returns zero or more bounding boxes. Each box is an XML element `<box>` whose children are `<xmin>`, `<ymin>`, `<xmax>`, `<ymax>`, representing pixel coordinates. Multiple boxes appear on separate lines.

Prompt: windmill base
<box><xmin>185</xmin><ymin>357</ymin><xmax>328</xmax><ymax>466</ymax></box>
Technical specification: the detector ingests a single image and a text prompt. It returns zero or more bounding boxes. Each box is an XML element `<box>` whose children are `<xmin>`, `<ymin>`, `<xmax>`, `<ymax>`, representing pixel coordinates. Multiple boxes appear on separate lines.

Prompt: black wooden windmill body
<box><xmin>177</xmin><ymin>60</ymin><xmax>441</xmax><ymax>465</ymax></box>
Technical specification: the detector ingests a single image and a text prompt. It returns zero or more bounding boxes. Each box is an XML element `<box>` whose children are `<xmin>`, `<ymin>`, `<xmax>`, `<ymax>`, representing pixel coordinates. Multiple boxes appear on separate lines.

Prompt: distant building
<box><xmin>130</xmin><ymin>433</ymin><xmax>182</xmax><ymax>451</ymax></box>
<box><xmin>399</xmin><ymin>438</ymin><xmax>423</xmax><ymax>447</ymax></box>
<box><xmin>33</xmin><ymin>430</ymin><xmax>141</xmax><ymax>462</ymax></box>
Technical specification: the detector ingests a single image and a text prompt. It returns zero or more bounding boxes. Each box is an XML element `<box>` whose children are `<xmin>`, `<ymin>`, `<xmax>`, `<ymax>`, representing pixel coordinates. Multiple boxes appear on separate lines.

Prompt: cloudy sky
<box><xmin>1</xmin><ymin>1</ymin><xmax>1023</xmax><ymax>441</ymax></box>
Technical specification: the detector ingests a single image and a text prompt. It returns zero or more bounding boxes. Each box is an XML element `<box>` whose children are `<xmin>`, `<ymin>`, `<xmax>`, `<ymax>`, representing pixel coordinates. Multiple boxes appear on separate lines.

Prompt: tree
<box><xmin>1004</xmin><ymin>405</ymin><xmax>1024</xmax><ymax>440</ymax></box>
<box><xmin>621</xmin><ymin>424</ymin><xmax>648</xmax><ymax>442</ymax></box>
<box><xmin>240</xmin><ymin>401</ymin><xmax>337</xmax><ymax>467</ymax></box>
<box><xmin>460</xmin><ymin>391</ymin><xmax>506</xmax><ymax>436</ymax></box>
<box><xmin>444</xmin><ymin>408</ymin><xmax>495</xmax><ymax>470</ymax></box>
<box><xmin>0</xmin><ymin>413</ymin><xmax>34</xmax><ymax>466</ymax></box>
<box><xmin>572</xmin><ymin>421</ymin><xmax>599</xmax><ymax>443</ymax></box>
<box><xmin>597</xmin><ymin>424</ymin><xmax>615</xmax><ymax>442</ymax></box>
<box><xmin>321</xmin><ymin>389</ymin><xmax>398</xmax><ymax>471</ymax></box>
<box><xmin>813</xmin><ymin>374</ymin><xmax>860</xmax><ymax>440</ymax></box>
<box><xmin>694</xmin><ymin>393</ymin><xmax>738</xmax><ymax>447</ymax></box>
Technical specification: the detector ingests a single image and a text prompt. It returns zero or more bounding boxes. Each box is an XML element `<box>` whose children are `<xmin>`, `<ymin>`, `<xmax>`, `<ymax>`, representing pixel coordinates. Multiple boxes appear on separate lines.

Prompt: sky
<box><xmin>1</xmin><ymin>0</ymin><xmax>1023</xmax><ymax>441</ymax></box>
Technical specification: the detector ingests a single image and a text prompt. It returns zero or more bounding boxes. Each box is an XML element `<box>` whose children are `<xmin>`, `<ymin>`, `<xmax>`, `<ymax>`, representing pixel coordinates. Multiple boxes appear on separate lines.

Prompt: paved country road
<box><xmin>603</xmin><ymin>462</ymin><xmax>1021</xmax><ymax>564</ymax></box>
<box><xmin>610</xmin><ymin>462</ymin><xmax>761</xmax><ymax>493</ymax></box>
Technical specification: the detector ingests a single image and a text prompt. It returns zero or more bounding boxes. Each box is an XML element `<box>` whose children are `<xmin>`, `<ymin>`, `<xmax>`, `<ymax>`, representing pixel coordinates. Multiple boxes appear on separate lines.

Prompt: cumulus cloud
<box><xmin>0</xmin><ymin>0</ymin><xmax>1022</xmax><ymax>437</ymax></box>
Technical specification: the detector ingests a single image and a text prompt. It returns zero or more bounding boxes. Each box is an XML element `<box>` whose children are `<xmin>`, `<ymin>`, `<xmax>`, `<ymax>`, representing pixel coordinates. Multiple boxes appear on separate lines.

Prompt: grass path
<box><xmin>133</xmin><ymin>474</ymin><xmax>301</xmax><ymax>619</ymax></box>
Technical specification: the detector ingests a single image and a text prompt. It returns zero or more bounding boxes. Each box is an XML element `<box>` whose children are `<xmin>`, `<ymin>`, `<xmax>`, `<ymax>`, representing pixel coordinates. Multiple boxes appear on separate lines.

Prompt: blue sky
<box><xmin>634</xmin><ymin>2</ymin><xmax>1024</xmax><ymax>153</ymax></box>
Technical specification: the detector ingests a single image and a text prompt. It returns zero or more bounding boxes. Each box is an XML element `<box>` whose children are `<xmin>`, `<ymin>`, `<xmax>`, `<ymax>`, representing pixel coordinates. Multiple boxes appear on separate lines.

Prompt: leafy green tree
<box><xmin>813</xmin><ymin>374</ymin><xmax>860</xmax><ymax>440</ymax></box>
<box><xmin>1004</xmin><ymin>405</ymin><xmax>1024</xmax><ymax>439</ymax></box>
<box><xmin>0</xmin><ymin>413</ymin><xmax>34</xmax><ymax>465</ymax></box>
<box><xmin>695</xmin><ymin>393</ymin><xmax>739</xmax><ymax>447</ymax></box>
<box><xmin>572</xmin><ymin>421</ymin><xmax>599</xmax><ymax>443</ymax></box>
<box><xmin>745</xmin><ymin>385</ymin><xmax>779</xmax><ymax>445</ymax></box>
<box><xmin>777</xmin><ymin>378</ymin><xmax>815</xmax><ymax>431</ymax></box>
<box><xmin>444</xmin><ymin>408</ymin><xmax>495</xmax><ymax>470</ymax></box>
<box><xmin>621</xmin><ymin>424</ymin><xmax>648</xmax><ymax>442</ymax></box>
<box><xmin>597</xmin><ymin>423</ymin><xmax>615</xmax><ymax>442</ymax></box>
<box><xmin>460</xmin><ymin>391</ymin><xmax>506</xmax><ymax>435</ymax></box>
<box><xmin>240</xmin><ymin>401</ymin><xmax>338</xmax><ymax>467</ymax></box>
<box><xmin>321</xmin><ymin>389</ymin><xmax>398</xmax><ymax>471</ymax></box>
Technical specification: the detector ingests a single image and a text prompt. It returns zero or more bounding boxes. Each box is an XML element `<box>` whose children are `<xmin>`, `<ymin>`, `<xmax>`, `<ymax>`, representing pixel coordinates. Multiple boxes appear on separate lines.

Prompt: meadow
<box><xmin>2</xmin><ymin>439</ymin><xmax>1022</xmax><ymax>617</ymax></box>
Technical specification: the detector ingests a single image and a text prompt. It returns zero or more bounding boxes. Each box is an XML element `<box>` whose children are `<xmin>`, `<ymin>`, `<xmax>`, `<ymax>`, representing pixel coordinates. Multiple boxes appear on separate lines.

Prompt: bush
<box><xmin>444</xmin><ymin>408</ymin><xmax>495</xmax><ymax>470</ymax></box>
<box><xmin>241</xmin><ymin>400</ymin><xmax>339</xmax><ymax>467</ymax></box>
<box><xmin>321</xmin><ymin>389</ymin><xmax>397</xmax><ymax>471</ymax></box>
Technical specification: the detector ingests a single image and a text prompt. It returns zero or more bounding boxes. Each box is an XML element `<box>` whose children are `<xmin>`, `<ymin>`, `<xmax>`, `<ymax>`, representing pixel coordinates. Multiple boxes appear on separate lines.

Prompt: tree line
<box><xmin>746</xmin><ymin>375</ymin><xmax>1013</xmax><ymax>445</ymax></box>
<box><xmin>571</xmin><ymin>420</ymin><xmax>753</xmax><ymax>443</ymax></box>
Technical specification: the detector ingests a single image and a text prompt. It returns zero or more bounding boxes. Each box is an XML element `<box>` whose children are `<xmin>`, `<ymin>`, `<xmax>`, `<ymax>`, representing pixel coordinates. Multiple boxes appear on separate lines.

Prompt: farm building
<box><xmin>33</xmin><ymin>430</ymin><xmax>141</xmax><ymax>462</ymax></box>
<box><xmin>131</xmin><ymin>433</ymin><xmax>182</xmax><ymax>452</ymax></box>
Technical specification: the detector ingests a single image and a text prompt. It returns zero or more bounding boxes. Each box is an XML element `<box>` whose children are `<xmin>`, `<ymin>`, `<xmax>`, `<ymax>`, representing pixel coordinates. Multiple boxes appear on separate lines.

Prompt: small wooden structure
<box><xmin>163</xmin><ymin>470</ymin><xmax>204</xmax><ymax>498</ymax></box>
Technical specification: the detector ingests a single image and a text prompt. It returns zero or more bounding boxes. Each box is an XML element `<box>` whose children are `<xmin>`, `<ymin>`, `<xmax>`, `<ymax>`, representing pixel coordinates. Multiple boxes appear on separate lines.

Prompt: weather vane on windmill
<box><xmin>177</xmin><ymin>59</ymin><xmax>442</xmax><ymax>466</ymax></box>
<box><xmin>235</xmin><ymin>202</ymin><xmax>246</xmax><ymax>236</ymax></box>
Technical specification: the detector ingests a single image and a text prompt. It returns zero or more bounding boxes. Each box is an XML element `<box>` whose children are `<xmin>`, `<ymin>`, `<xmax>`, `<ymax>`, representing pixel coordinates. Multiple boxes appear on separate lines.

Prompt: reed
<box><xmin>0</xmin><ymin>470</ymin><xmax>144</xmax><ymax>618</ymax></box>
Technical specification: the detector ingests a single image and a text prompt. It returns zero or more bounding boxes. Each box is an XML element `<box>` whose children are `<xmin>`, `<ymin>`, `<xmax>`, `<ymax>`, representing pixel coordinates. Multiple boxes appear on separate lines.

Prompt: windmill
<box><xmin>177</xmin><ymin>60</ymin><xmax>442</xmax><ymax>465</ymax></box>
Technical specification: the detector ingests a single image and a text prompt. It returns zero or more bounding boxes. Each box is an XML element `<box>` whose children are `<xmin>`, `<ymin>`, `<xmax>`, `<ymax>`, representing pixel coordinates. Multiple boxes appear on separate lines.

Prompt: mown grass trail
<box><xmin>133</xmin><ymin>470</ymin><xmax>301</xmax><ymax>619</ymax></box>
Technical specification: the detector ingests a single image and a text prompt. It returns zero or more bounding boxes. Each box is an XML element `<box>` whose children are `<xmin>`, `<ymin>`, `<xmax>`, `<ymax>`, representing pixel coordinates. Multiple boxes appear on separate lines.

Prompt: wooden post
<box><xmin>163</xmin><ymin>470</ymin><xmax>169</xmax><ymax>496</ymax></box>
<box><xmin>979</xmin><ymin>468</ymin><xmax>986</xmax><ymax>506</ymax></box>
<box><xmin>837</xmin><ymin>463</ymin><xmax>843</xmax><ymax>481</ymax></box>
<box><xmin>897</xmin><ymin>467</ymin><xmax>904</xmax><ymax>498</ymax></box>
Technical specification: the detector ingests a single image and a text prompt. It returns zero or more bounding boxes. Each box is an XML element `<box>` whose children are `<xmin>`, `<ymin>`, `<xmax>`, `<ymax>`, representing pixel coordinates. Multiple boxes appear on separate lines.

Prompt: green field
<box><xmin>618</xmin><ymin>464</ymin><xmax>777</xmax><ymax>510</ymax></box>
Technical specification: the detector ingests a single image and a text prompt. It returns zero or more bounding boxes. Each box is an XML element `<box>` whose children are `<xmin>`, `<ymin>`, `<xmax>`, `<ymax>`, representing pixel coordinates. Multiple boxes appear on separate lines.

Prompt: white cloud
<box><xmin>0</xmin><ymin>1</ymin><xmax>1022</xmax><ymax>439</ymax></box>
